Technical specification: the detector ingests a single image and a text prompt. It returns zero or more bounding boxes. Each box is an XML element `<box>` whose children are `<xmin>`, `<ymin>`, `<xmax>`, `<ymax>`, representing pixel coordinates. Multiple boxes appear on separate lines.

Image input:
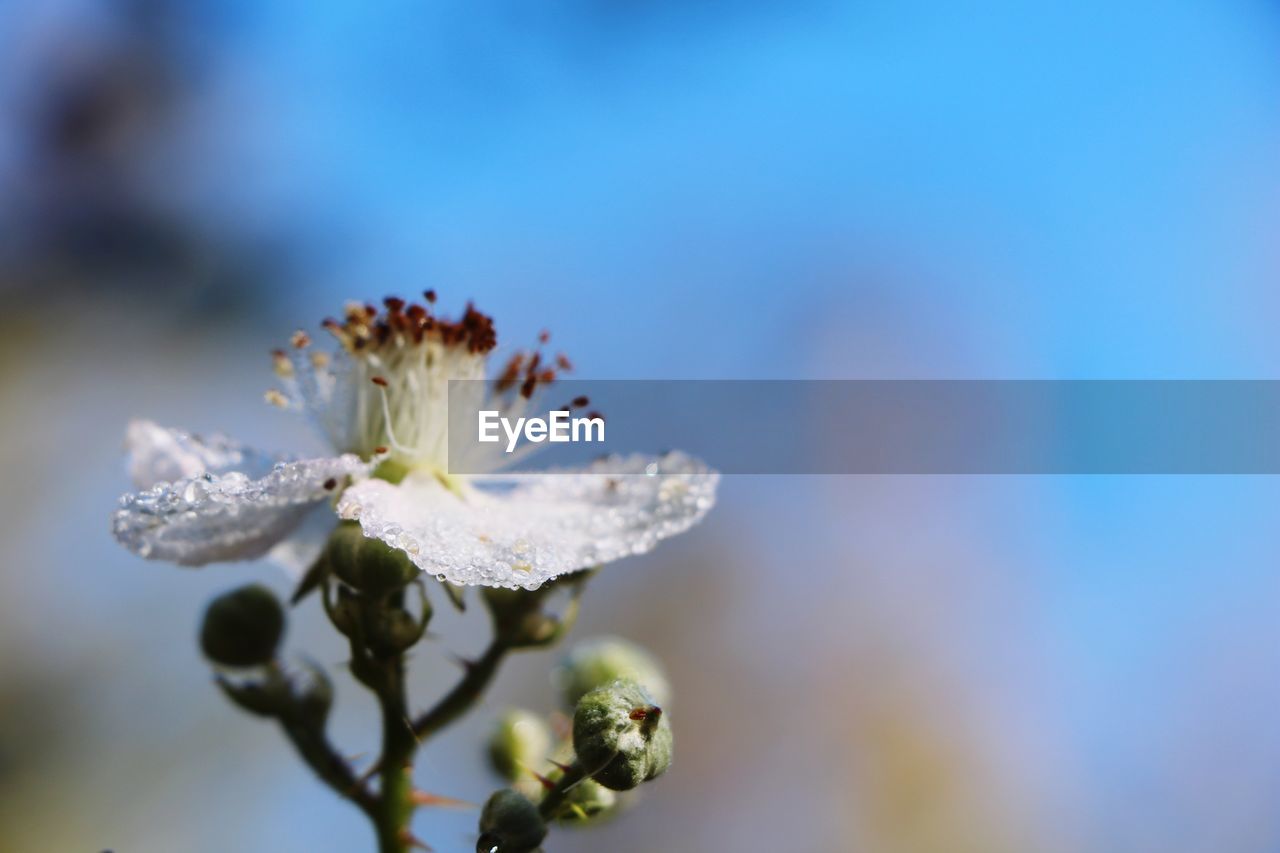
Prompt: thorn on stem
<box><xmin>399</xmin><ymin>829</ymin><xmax>433</xmax><ymax>851</ymax></box>
<box><xmin>410</xmin><ymin>790</ymin><xmax>473</xmax><ymax>809</ymax></box>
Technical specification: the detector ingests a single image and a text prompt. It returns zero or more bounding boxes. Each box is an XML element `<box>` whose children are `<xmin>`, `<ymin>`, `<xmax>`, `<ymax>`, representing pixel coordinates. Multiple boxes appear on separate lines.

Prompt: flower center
<box><xmin>269</xmin><ymin>294</ymin><xmax>579</xmax><ymax>478</ymax></box>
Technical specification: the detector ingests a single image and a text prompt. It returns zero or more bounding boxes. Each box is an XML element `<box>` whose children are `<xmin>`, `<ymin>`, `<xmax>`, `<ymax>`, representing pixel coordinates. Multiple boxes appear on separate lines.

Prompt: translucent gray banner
<box><xmin>446</xmin><ymin>380</ymin><xmax>1280</xmax><ymax>474</ymax></box>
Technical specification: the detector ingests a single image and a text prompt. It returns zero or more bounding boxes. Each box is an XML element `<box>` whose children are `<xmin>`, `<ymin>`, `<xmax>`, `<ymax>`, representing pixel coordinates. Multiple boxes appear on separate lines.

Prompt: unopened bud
<box><xmin>366</xmin><ymin>605</ymin><xmax>427</xmax><ymax>657</ymax></box>
<box><xmin>556</xmin><ymin>636</ymin><xmax>671</xmax><ymax>709</ymax></box>
<box><xmin>476</xmin><ymin>789</ymin><xmax>546</xmax><ymax>853</ymax></box>
<box><xmin>200</xmin><ymin>584</ymin><xmax>285</xmax><ymax>668</ymax></box>
<box><xmin>487</xmin><ymin>709</ymin><xmax>551</xmax><ymax>782</ymax></box>
<box><xmin>481</xmin><ymin>586</ymin><xmax>566</xmax><ymax>649</ymax></box>
<box><xmin>325</xmin><ymin>521</ymin><xmax>418</xmax><ymax>594</ymax></box>
<box><xmin>573</xmin><ymin>679</ymin><xmax>672</xmax><ymax>791</ymax></box>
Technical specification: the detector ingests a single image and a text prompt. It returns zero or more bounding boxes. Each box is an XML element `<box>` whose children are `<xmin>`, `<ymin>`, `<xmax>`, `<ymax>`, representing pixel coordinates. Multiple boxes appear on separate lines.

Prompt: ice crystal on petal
<box><xmin>113</xmin><ymin>455</ymin><xmax>370</xmax><ymax>566</ymax></box>
<box><xmin>336</xmin><ymin>452</ymin><xmax>718</xmax><ymax>589</ymax></box>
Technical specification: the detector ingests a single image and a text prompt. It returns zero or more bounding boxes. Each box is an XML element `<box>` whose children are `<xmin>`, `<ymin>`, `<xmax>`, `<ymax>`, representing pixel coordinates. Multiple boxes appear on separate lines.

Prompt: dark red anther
<box><xmin>424</xmin><ymin>289</ymin><xmax>437</xmax><ymax>303</ymax></box>
<box><xmin>572</xmin><ymin>396</ymin><xmax>589</xmax><ymax>408</ymax></box>
<box><xmin>323</xmin><ymin>478</ymin><xmax>338</xmax><ymax>490</ymax></box>
<box><xmin>371</xmin><ymin>376</ymin><xmax>389</xmax><ymax>387</ymax></box>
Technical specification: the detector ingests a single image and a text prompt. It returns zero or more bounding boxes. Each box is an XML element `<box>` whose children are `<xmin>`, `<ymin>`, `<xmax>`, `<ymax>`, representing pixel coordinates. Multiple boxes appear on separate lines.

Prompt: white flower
<box><xmin>112</xmin><ymin>296</ymin><xmax>718</xmax><ymax>588</ymax></box>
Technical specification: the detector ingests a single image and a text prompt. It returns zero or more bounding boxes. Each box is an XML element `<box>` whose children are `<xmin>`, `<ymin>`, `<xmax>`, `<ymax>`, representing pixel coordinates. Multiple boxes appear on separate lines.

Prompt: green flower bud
<box><xmin>366</xmin><ymin>605</ymin><xmax>428</xmax><ymax>658</ymax></box>
<box><xmin>325</xmin><ymin>583</ymin><xmax>364</xmax><ymax>638</ymax></box>
<box><xmin>200</xmin><ymin>584</ymin><xmax>285</xmax><ymax>668</ymax></box>
<box><xmin>325</xmin><ymin>521</ymin><xmax>418</xmax><ymax>594</ymax></box>
<box><xmin>487</xmin><ymin>709</ymin><xmax>552</xmax><ymax>782</ymax></box>
<box><xmin>476</xmin><ymin>789</ymin><xmax>546</xmax><ymax>853</ymax></box>
<box><xmin>551</xmin><ymin>778</ymin><xmax>619</xmax><ymax>826</ymax></box>
<box><xmin>573</xmin><ymin>679</ymin><xmax>672</xmax><ymax>791</ymax></box>
<box><xmin>556</xmin><ymin>636</ymin><xmax>671</xmax><ymax>709</ymax></box>
<box><xmin>481</xmin><ymin>586</ymin><xmax>565</xmax><ymax>649</ymax></box>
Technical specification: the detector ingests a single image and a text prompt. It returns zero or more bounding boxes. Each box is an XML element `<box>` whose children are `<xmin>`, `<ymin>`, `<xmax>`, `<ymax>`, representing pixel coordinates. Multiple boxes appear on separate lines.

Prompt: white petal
<box><xmin>113</xmin><ymin>455</ymin><xmax>368</xmax><ymax>566</ymax></box>
<box><xmin>337</xmin><ymin>452</ymin><xmax>718</xmax><ymax>589</ymax></box>
<box><xmin>125</xmin><ymin>419</ymin><xmax>277</xmax><ymax>488</ymax></box>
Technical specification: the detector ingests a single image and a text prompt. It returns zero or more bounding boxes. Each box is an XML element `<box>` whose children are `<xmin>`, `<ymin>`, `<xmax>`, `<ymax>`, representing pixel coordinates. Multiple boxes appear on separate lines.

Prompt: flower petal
<box><xmin>125</xmin><ymin>419</ymin><xmax>277</xmax><ymax>488</ymax></box>
<box><xmin>113</xmin><ymin>455</ymin><xmax>369</xmax><ymax>566</ymax></box>
<box><xmin>337</xmin><ymin>452</ymin><xmax>718</xmax><ymax>589</ymax></box>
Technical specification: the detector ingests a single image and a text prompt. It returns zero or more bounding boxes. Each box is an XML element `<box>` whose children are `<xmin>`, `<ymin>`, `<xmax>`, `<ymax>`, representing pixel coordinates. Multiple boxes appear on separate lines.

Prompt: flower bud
<box><xmin>572</xmin><ymin>679</ymin><xmax>672</xmax><ymax>791</ymax></box>
<box><xmin>366</xmin><ymin>605</ymin><xmax>428</xmax><ymax>657</ymax></box>
<box><xmin>200</xmin><ymin>584</ymin><xmax>285</xmax><ymax>668</ymax></box>
<box><xmin>556</xmin><ymin>636</ymin><xmax>671</xmax><ymax>709</ymax></box>
<box><xmin>481</xmin><ymin>586</ymin><xmax>565</xmax><ymax>649</ymax></box>
<box><xmin>476</xmin><ymin>789</ymin><xmax>546</xmax><ymax>853</ymax></box>
<box><xmin>487</xmin><ymin>709</ymin><xmax>552</xmax><ymax>782</ymax></box>
<box><xmin>325</xmin><ymin>583</ymin><xmax>363</xmax><ymax>638</ymax></box>
<box><xmin>324</xmin><ymin>521</ymin><xmax>418</xmax><ymax>594</ymax></box>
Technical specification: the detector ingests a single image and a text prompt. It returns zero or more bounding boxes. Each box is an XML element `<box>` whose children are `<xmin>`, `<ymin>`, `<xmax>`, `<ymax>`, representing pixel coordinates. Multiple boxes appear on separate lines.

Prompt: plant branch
<box><xmin>537</xmin><ymin>761</ymin><xmax>587</xmax><ymax>822</ymax></box>
<box><xmin>277</xmin><ymin>716</ymin><xmax>377</xmax><ymax>817</ymax></box>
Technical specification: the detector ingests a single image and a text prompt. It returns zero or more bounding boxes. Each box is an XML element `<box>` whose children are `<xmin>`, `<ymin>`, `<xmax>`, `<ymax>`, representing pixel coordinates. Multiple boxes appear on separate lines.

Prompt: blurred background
<box><xmin>2</xmin><ymin>1</ymin><xmax>1280</xmax><ymax>851</ymax></box>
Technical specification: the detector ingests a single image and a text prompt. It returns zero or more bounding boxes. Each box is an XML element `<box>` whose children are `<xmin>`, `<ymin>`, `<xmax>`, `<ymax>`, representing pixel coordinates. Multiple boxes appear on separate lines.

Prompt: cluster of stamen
<box><xmin>265</xmin><ymin>292</ymin><xmax>593</xmax><ymax>472</ymax></box>
<box><xmin>318</xmin><ymin>292</ymin><xmax>499</xmax><ymax>355</ymax></box>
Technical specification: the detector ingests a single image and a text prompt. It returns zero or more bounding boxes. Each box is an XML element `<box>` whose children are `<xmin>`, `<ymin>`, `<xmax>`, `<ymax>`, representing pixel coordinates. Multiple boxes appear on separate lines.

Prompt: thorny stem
<box><xmin>262</xmin><ymin>572</ymin><xmax>587</xmax><ymax>850</ymax></box>
<box><xmin>338</xmin><ymin>599</ymin><xmax>419</xmax><ymax>853</ymax></box>
<box><xmin>371</xmin><ymin>655</ymin><xmax>416</xmax><ymax>853</ymax></box>
<box><xmin>537</xmin><ymin>761</ymin><xmax>588</xmax><ymax>822</ymax></box>
<box><xmin>277</xmin><ymin>712</ymin><xmax>377</xmax><ymax>817</ymax></box>
<box><xmin>355</xmin><ymin>623</ymin><xmax>513</xmax><ymax>850</ymax></box>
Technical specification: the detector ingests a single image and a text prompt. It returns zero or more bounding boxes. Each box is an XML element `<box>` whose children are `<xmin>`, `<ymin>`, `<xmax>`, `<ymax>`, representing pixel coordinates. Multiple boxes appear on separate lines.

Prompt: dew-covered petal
<box><xmin>126</xmin><ymin>419</ymin><xmax>277</xmax><ymax>488</ymax></box>
<box><xmin>337</xmin><ymin>452</ymin><xmax>718</xmax><ymax>589</ymax></box>
<box><xmin>113</xmin><ymin>455</ymin><xmax>369</xmax><ymax>566</ymax></box>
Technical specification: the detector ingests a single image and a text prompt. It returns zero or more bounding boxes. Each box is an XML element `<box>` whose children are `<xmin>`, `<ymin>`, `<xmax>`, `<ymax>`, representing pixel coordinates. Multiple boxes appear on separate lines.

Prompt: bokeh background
<box><xmin>3</xmin><ymin>1</ymin><xmax>1280</xmax><ymax>851</ymax></box>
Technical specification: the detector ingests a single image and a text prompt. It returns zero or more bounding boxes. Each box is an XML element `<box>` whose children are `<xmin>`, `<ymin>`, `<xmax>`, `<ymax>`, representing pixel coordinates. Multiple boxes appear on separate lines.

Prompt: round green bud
<box><xmin>572</xmin><ymin>679</ymin><xmax>673</xmax><ymax>791</ymax></box>
<box><xmin>200</xmin><ymin>584</ymin><xmax>285</xmax><ymax>668</ymax></box>
<box><xmin>481</xmin><ymin>586</ymin><xmax>562</xmax><ymax>649</ymax></box>
<box><xmin>556</xmin><ymin>636</ymin><xmax>671</xmax><ymax>709</ymax></box>
<box><xmin>551</xmin><ymin>778</ymin><xmax>619</xmax><ymax>826</ymax></box>
<box><xmin>325</xmin><ymin>521</ymin><xmax>418</xmax><ymax>594</ymax></box>
<box><xmin>325</xmin><ymin>584</ymin><xmax>363</xmax><ymax>638</ymax></box>
<box><xmin>488</xmin><ymin>709</ymin><xmax>552</xmax><ymax>782</ymax></box>
<box><xmin>367</xmin><ymin>606</ymin><xmax>427</xmax><ymax>657</ymax></box>
<box><xmin>476</xmin><ymin>789</ymin><xmax>546</xmax><ymax>853</ymax></box>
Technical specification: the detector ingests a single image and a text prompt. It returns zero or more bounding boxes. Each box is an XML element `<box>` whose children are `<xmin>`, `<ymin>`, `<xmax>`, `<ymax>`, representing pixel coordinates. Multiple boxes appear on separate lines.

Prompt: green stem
<box><xmin>372</xmin><ymin>656</ymin><xmax>417</xmax><ymax>853</ymax></box>
<box><xmin>537</xmin><ymin>762</ymin><xmax>587</xmax><ymax>822</ymax></box>
<box><xmin>278</xmin><ymin>718</ymin><xmax>377</xmax><ymax>817</ymax></box>
<box><xmin>411</xmin><ymin>639</ymin><xmax>510</xmax><ymax>739</ymax></box>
